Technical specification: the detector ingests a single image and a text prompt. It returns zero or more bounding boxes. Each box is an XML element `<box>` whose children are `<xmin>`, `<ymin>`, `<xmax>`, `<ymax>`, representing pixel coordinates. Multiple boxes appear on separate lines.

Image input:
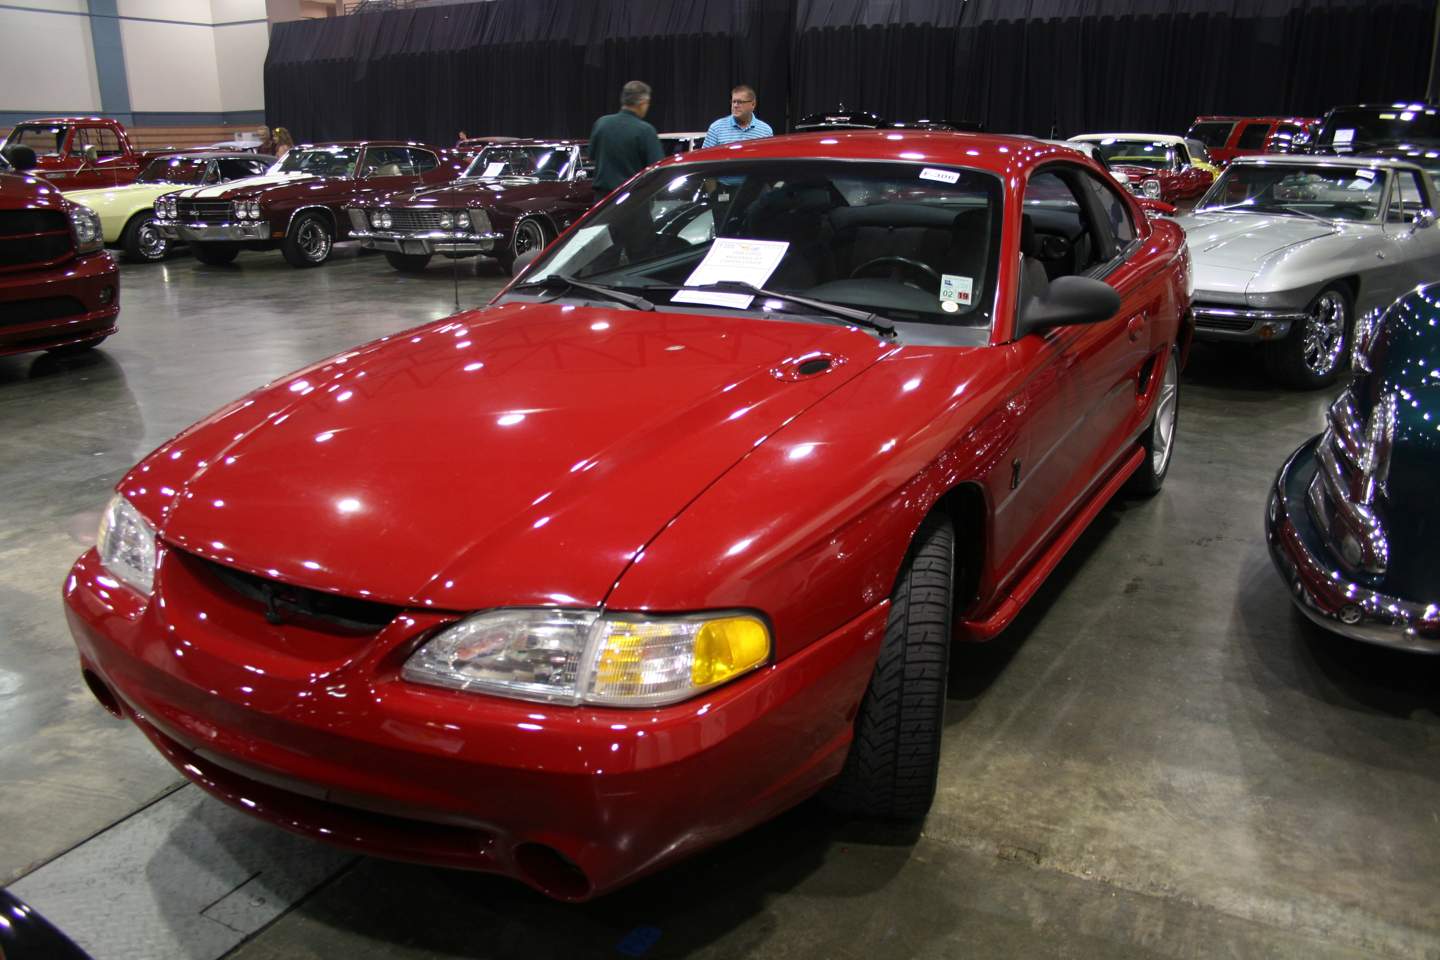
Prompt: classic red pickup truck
<box><xmin>1</xmin><ymin>117</ymin><xmax>174</xmax><ymax>190</ymax></box>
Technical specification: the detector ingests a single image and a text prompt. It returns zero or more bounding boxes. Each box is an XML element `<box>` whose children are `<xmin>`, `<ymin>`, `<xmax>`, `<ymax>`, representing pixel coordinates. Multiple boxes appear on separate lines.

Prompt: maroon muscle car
<box><xmin>347</xmin><ymin>140</ymin><xmax>595</xmax><ymax>274</ymax></box>
<box><xmin>153</xmin><ymin>141</ymin><xmax>466</xmax><ymax>268</ymax></box>
<box><xmin>0</xmin><ymin>148</ymin><xmax>119</xmax><ymax>357</ymax></box>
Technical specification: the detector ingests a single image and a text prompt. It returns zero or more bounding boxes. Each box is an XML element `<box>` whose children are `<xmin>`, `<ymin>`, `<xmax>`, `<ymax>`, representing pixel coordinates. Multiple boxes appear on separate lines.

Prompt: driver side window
<box><xmin>1021</xmin><ymin>168</ymin><xmax>1106</xmax><ymax>282</ymax></box>
<box><xmin>1387</xmin><ymin>171</ymin><xmax>1428</xmax><ymax>224</ymax></box>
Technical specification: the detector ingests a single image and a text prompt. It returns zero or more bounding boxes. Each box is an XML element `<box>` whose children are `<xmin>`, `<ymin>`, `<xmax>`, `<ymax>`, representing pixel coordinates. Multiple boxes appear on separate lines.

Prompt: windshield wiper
<box><xmin>655</xmin><ymin>281</ymin><xmax>896</xmax><ymax>336</ymax></box>
<box><xmin>512</xmin><ymin>273</ymin><xmax>656</xmax><ymax>311</ymax></box>
<box><xmin>1251</xmin><ymin>204</ymin><xmax>1338</xmax><ymax>225</ymax></box>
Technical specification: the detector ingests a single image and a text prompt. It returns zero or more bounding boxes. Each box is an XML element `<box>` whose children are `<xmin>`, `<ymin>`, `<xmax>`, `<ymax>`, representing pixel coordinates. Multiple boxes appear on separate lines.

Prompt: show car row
<box><xmin>2</xmin><ymin>101</ymin><xmax>1438</xmax><ymax>906</ymax></box>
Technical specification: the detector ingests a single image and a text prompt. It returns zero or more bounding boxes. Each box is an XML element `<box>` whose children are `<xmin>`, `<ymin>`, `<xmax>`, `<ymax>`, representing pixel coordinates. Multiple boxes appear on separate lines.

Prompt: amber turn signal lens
<box><xmin>691</xmin><ymin>617</ymin><xmax>770</xmax><ymax>686</ymax></box>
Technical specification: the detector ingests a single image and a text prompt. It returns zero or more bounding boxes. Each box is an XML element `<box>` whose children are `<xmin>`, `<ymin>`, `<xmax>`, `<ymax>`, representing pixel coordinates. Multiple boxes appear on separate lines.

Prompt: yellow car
<box><xmin>63</xmin><ymin>151</ymin><xmax>273</xmax><ymax>262</ymax></box>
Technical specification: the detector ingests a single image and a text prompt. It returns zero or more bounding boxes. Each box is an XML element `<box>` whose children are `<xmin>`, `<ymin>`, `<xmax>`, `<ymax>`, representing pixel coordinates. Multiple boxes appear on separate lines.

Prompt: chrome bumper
<box><xmin>1192</xmin><ymin>304</ymin><xmax>1304</xmax><ymax>343</ymax></box>
<box><xmin>155</xmin><ymin>219</ymin><xmax>271</xmax><ymax>243</ymax></box>
<box><xmin>350</xmin><ymin>228</ymin><xmax>502</xmax><ymax>256</ymax></box>
<box><xmin>1266</xmin><ymin>438</ymin><xmax>1440</xmax><ymax>653</ymax></box>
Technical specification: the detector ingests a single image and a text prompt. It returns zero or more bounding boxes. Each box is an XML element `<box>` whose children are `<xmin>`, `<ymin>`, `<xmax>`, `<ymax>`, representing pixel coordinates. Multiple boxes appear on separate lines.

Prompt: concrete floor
<box><xmin>2</xmin><ymin>245</ymin><xmax>1438</xmax><ymax>960</ymax></box>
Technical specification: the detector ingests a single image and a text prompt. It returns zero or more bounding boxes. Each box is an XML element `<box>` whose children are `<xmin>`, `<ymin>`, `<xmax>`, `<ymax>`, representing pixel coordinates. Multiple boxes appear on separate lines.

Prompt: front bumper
<box><xmin>0</xmin><ymin>251</ymin><xmax>119</xmax><ymax>357</ymax></box>
<box><xmin>350</xmin><ymin>227</ymin><xmax>502</xmax><ymax>256</ymax></box>
<box><xmin>1192</xmin><ymin>303</ymin><xmax>1304</xmax><ymax>343</ymax></box>
<box><xmin>1265</xmin><ymin>438</ymin><xmax>1440</xmax><ymax>652</ymax></box>
<box><xmin>63</xmin><ymin>547</ymin><xmax>885</xmax><ymax>899</ymax></box>
<box><xmin>155</xmin><ymin>219</ymin><xmax>271</xmax><ymax>243</ymax></box>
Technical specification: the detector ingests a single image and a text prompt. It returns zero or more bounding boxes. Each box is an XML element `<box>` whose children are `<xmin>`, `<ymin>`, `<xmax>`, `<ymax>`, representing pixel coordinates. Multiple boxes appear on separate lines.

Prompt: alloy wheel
<box><xmin>1301</xmin><ymin>291</ymin><xmax>1346</xmax><ymax>377</ymax></box>
<box><xmin>138</xmin><ymin>220</ymin><xmax>167</xmax><ymax>260</ymax></box>
<box><xmin>514</xmin><ymin>219</ymin><xmax>546</xmax><ymax>257</ymax></box>
<box><xmin>297</xmin><ymin>220</ymin><xmax>331</xmax><ymax>261</ymax></box>
<box><xmin>1152</xmin><ymin>352</ymin><xmax>1179</xmax><ymax>475</ymax></box>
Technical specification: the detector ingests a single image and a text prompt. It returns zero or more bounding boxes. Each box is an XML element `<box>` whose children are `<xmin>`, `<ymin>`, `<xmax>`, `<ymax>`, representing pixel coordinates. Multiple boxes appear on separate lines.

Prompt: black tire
<box><xmin>282</xmin><ymin>211</ymin><xmax>334</xmax><ymax>268</ymax></box>
<box><xmin>192</xmin><ymin>243</ymin><xmax>239</xmax><ymax>266</ymax></box>
<box><xmin>47</xmin><ymin>336</ymin><xmax>107</xmax><ymax>356</ymax></box>
<box><xmin>824</xmin><ymin>513</ymin><xmax>954</xmax><ymax>820</ymax></box>
<box><xmin>384</xmin><ymin>251</ymin><xmax>432</xmax><ymax>273</ymax></box>
<box><xmin>1263</xmin><ymin>284</ymin><xmax>1351</xmax><ymax>389</ymax></box>
<box><xmin>497</xmin><ymin>217</ymin><xmax>551</xmax><ymax>274</ymax></box>
<box><xmin>120</xmin><ymin>211</ymin><xmax>167</xmax><ymax>263</ymax></box>
<box><xmin>1126</xmin><ymin>347</ymin><xmax>1180</xmax><ymax>496</ymax></box>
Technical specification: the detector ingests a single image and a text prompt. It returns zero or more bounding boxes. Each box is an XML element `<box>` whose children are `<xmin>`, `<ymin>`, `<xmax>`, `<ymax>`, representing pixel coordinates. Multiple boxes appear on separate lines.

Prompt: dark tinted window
<box><xmin>1187</xmin><ymin>121</ymin><xmax>1234</xmax><ymax>148</ymax></box>
<box><xmin>407</xmin><ymin>148</ymin><xmax>439</xmax><ymax>173</ymax></box>
<box><xmin>1236</xmin><ymin>123</ymin><xmax>1270</xmax><ymax>150</ymax></box>
<box><xmin>6</xmin><ymin>124</ymin><xmax>66</xmax><ymax>156</ymax></box>
<box><xmin>218</xmin><ymin>157</ymin><xmax>268</xmax><ymax>180</ymax></box>
<box><xmin>1319</xmin><ymin>107</ymin><xmax>1440</xmax><ymax>150</ymax></box>
<box><xmin>1081</xmin><ymin>172</ymin><xmax>1136</xmax><ymax>247</ymax></box>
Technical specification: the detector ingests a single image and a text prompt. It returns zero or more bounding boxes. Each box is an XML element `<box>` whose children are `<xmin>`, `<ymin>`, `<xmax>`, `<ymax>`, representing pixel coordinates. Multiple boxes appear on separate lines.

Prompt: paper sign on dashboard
<box><xmin>682</xmin><ymin>237</ymin><xmax>790</xmax><ymax>291</ymax></box>
<box><xmin>482</xmin><ymin>162</ymin><xmax>506</xmax><ymax>178</ymax></box>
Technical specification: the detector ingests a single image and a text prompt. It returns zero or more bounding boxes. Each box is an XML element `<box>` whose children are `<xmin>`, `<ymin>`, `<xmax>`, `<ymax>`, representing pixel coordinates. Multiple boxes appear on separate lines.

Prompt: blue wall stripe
<box><xmin>86</xmin><ymin>0</ymin><xmax>132</xmax><ymax>116</ymax></box>
<box><xmin>0</xmin><ymin>3</ymin><xmax>265</xmax><ymax>26</ymax></box>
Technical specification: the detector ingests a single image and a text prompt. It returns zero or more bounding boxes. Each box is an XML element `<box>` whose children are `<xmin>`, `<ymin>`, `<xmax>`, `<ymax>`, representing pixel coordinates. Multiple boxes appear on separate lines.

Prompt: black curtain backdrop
<box><xmin>265</xmin><ymin>0</ymin><xmax>1439</xmax><ymax>144</ymax></box>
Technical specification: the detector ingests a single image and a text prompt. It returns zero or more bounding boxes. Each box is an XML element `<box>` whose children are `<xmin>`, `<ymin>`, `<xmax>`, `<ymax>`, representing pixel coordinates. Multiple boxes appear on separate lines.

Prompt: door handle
<box><xmin>1126</xmin><ymin>312</ymin><xmax>1147</xmax><ymax>342</ymax></box>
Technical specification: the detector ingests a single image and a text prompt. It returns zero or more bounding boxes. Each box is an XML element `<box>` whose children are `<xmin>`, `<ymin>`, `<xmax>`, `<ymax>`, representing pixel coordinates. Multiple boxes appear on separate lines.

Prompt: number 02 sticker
<box><xmin>940</xmin><ymin>274</ymin><xmax>974</xmax><ymax>306</ymax></box>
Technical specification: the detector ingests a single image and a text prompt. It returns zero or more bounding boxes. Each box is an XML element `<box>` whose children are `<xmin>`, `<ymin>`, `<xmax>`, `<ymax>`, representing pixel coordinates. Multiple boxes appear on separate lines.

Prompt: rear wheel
<box><xmin>384</xmin><ymin>251</ymin><xmax>432</xmax><ymax>273</ymax></box>
<box><xmin>121</xmin><ymin>211</ymin><xmax>167</xmax><ymax>263</ymax></box>
<box><xmin>1126</xmin><ymin>348</ymin><xmax>1180</xmax><ymax>496</ymax></box>
<box><xmin>824</xmin><ymin>512</ymin><xmax>954</xmax><ymax>820</ymax></box>
<box><xmin>192</xmin><ymin>243</ymin><xmax>239</xmax><ymax>265</ymax></box>
<box><xmin>282</xmin><ymin>211</ymin><xmax>334</xmax><ymax>268</ymax></box>
<box><xmin>1264</xmin><ymin>284</ymin><xmax>1350</xmax><ymax>389</ymax></box>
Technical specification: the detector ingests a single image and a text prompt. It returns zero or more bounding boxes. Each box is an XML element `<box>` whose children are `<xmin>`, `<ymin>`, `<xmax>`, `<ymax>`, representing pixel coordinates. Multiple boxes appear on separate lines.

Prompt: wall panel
<box><xmin>0</xmin><ymin>8</ymin><xmax>101</xmax><ymax>112</ymax></box>
<box><xmin>120</xmin><ymin>20</ymin><xmax>223</xmax><ymax>112</ymax></box>
<box><xmin>215</xmin><ymin>22</ymin><xmax>270</xmax><ymax>111</ymax></box>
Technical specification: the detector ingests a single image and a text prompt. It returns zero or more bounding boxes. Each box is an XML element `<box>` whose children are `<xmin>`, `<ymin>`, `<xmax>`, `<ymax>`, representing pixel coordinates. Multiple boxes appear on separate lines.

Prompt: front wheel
<box><xmin>121</xmin><ymin>212</ymin><xmax>167</xmax><ymax>263</ymax></box>
<box><xmin>384</xmin><ymin>251</ymin><xmax>432</xmax><ymax>273</ymax></box>
<box><xmin>192</xmin><ymin>242</ymin><xmax>239</xmax><ymax>265</ymax></box>
<box><xmin>823</xmin><ymin>512</ymin><xmax>954</xmax><ymax>820</ymax></box>
<box><xmin>1264</xmin><ymin>284</ymin><xmax>1351</xmax><ymax>389</ymax></box>
<box><xmin>1126</xmin><ymin>348</ymin><xmax>1180</xmax><ymax>496</ymax></box>
<box><xmin>497</xmin><ymin>217</ymin><xmax>551</xmax><ymax>274</ymax></box>
<box><xmin>282</xmin><ymin>211</ymin><xmax>334</xmax><ymax>268</ymax></box>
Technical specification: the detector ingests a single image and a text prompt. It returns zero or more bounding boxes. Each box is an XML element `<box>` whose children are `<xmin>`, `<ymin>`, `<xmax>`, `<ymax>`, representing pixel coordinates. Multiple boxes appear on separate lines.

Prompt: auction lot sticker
<box><xmin>940</xmin><ymin>274</ymin><xmax>974</xmax><ymax>306</ymax></box>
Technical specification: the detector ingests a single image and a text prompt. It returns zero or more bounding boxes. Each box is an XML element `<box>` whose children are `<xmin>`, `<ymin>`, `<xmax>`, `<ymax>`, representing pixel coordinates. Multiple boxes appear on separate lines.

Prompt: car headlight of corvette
<box><xmin>1142</xmin><ymin>179</ymin><xmax>1162</xmax><ymax>198</ymax></box>
<box><xmin>70</xmin><ymin>205</ymin><xmax>104</xmax><ymax>254</ymax></box>
<box><xmin>97</xmin><ymin>494</ymin><xmax>159</xmax><ymax>595</ymax></box>
<box><xmin>402</xmin><ymin>609</ymin><xmax>771</xmax><ymax>707</ymax></box>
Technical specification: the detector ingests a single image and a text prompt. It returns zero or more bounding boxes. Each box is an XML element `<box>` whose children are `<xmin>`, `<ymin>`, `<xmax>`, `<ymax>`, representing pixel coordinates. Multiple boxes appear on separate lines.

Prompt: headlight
<box><xmin>69</xmin><ymin>205</ymin><xmax>104</xmax><ymax>254</ymax></box>
<box><xmin>1142</xmin><ymin>179</ymin><xmax>1162</xmax><ymax>199</ymax></box>
<box><xmin>97</xmin><ymin>494</ymin><xmax>159</xmax><ymax>595</ymax></box>
<box><xmin>439</xmin><ymin>212</ymin><xmax>455</xmax><ymax>229</ymax></box>
<box><xmin>370</xmin><ymin>209</ymin><xmax>385</xmax><ymax>228</ymax></box>
<box><xmin>234</xmin><ymin>201</ymin><xmax>250</xmax><ymax>219</ymax></box>
<box><xmin>245</xmin><ymin>200</ymin><xmax>262</xmax><ymax>220</ymax></box>
<box><xmin>402</xmin><ymin>609</ymin><xmax>771</xmax><ymax>706</ymax></box>
<box><xmin>375</xmin><ymin>210</ymin><xmax>393</xmax><ymax>229</ymax></box>
<box><xmin>467</xmin><ymin>208</ymin><xmax>492</xmax><ymax>233</ymax></box>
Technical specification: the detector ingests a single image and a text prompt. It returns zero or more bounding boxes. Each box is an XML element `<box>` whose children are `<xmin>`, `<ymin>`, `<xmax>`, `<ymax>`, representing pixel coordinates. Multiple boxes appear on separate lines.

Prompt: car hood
<box><xmin>373</xmin><ymin>177</ymin><xmax>569</xmax><ymax>209</ymax></box>
<box><xmin>173</xmin><ymin>171</ymin><xmax>322</xmax><ymax>200</ymax></box>
<box><xmin>125</xmin><ymin>303</ymin><xmax>893</xmax><ymax>610</ymax></box>
<box><xmin>1110</xmin><ymin>164</ymin><xmax>1171</xmax><ymax>182</ymax></box>
<box><xmin>1176</xmin><ymin>210</ymin><xmax>1346</xmax><ymax>296</ymax></box>
<box><xmin>0</xmin><ymin>170</ymin><xmax>68</xmax><ymax>210</ymax></box>
<box><xmin>64</xmin><ymin>181</ymin><xmax>173</xmax><ymax>209</ymax></box>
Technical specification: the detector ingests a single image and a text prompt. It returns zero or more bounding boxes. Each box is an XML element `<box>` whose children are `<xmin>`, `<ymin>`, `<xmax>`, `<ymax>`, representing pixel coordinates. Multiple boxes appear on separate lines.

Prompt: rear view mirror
<box><xmin>1016</xmin><ymin>275</ymin><xmax>1121</xmax><ymax>339</ymax></box>
<box><xmin>1412</xmin><ymin>208</ymin><xmax>1436</xmax><ymax>230</ymax></box>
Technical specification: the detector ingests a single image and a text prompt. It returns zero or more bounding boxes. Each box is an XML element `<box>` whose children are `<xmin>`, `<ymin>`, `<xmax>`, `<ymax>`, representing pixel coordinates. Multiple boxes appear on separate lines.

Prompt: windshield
<box><xmin>518</xmin><ymin>159</ymin><xmax>1003</xmax><ymax>327</ymax></box>
<box><xmin>1187</xmin><ymin>122</ymin><xmax>1234</xmax><ymax>148</ymax></box>
<box><xmin>1316</xmin><ymin>107</ymin><xmax>1440</xmax><ymax>150</ymax></box>
<box><xmin>136</xmin><ymin>156</ymin><xmax>211</xmax><ymax>184</ymax></box>
<box><xmin>464</xmin><ymin>145</ymin><xmax>573</xmax><ymax>180</ymax></box>
<box><xmin>1198</xmin><ymin>164</ymin><xmax>1387</xmax><ymax>222</ymax></box>
<box><xmin>1089</xmin><ymin>140</ymin><xmax>1174</xmax><ymax>170</ymax></box>
<box><xmin>4</xmin><ymin>124</ymin><xmax>67</xmax><ymax>157</ymax></box>
<box><xmin>274</xmin><ymin>146</ymin><xmax>359</xmax><ymax>177</ymax></box>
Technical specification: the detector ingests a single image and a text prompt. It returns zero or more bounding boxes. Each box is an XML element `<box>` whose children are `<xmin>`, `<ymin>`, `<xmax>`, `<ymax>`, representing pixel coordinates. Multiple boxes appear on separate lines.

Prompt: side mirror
<box><xmin>1137</xmin><ymin>197</ymin><xmax>1177</xmax><ymax>217</ymax></box>
<box><xmin>511</xmin><ymin>249</ymin><xmax>541</xmax><ymax>278</ymax></box>
<box><xmin>2</xmin><ymin>144</ymin><xmax>37</xmax><ymax>172</ymax></box>
<box><xmin>573</xmin><ymin>168</ymin><xmax>588</xmax><ymax>180</ymax></box>
<box><xmin>1412</xmin><ymin>208</ymin><xmax>1436</xmax><ymax>230</ymax></box>
<box><xmin>1016</xmin><ymin>275</ymin><xmax>1121</xmax><ymax>339</ymax></box>
<box><xmin>79</xmin><ymin>144</ymin><xmax>99</xmax><ymax>165</ymax></box>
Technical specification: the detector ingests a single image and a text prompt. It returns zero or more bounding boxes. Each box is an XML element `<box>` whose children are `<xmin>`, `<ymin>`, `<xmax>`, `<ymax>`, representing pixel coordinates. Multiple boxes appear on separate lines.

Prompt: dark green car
<box><xmin>1267</xmin><ymin>284</ymin><xmax>1440</xmax><ymax>651</ymax></box>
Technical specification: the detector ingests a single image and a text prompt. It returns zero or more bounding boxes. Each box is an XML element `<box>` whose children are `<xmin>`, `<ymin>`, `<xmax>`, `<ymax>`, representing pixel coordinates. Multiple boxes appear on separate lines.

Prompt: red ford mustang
<box><xmin>63</xmin><ymin>132</ymin><xmax>1192</xmax><ymax>900</ymax></box>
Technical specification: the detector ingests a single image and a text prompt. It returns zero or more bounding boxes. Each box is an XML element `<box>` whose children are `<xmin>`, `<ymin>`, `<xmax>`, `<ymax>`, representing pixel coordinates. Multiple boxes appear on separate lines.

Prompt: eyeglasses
<box><xmin>731</xmin><ymin>99</ymin><xmax>754</xmax><ymax>105</ymax></box>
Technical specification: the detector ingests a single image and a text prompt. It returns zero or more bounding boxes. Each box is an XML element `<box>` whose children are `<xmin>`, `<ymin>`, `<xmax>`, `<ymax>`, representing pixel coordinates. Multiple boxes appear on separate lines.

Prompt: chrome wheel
<box><xmin>296</xmin><ymin>219</ymin><xmax>331</xmax><ymax>261</ymax></box>
<box><xmin>1301</xmin><ymin>290</ymin><xmax>1347</xmax><ymax>377</ymax></box>
<box><xmin>1152</xmin><ymin>352</ymin><xmax>1179</xmax><ymax>476</ymax></box>
<box><xmin>513</xmin><ymin>219</ymin><xmax>547</xmax><ymax>258</ymax></box>
<box><xmin>137</xmin><ymin>220</ymin><xmax>166</xmax><ymax>260</ymax></box>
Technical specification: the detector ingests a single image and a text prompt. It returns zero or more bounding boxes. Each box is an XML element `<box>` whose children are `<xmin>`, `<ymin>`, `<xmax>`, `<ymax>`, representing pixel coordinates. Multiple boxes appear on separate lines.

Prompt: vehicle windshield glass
<box><xmin>1089</xmin><ymin>140</ymin><xmax>1174</xmax><ymax>169</ymax></box>
<box><xmin>136</xmin><ymin>157</ymin><xmax>210</xmax><ymax>184</ymax></box>
<box><xmin>465</xmin><ymin>146</ymin><xmax>572</xmax><ymax>180</ymax></box>
<box><xmin>1198</xmin><ymin>164</ymin><xmax>1387</xmax><ymax>221</ymax></box>
<box><xmin>1317</xmin><ymin>107</ymin><xmax>1440</xmax><ymax>150</ymax></box>
<box><xmin>5</xmin><ymin>124</ymin><xmax>68</xmax><ymax>156</ymax></box>
<box><xmin>1187</xmin><ymin>122</ymin><xmax>1234</xmax><ymax>148</ymax></box>
<box><xmin>516</xmin><ymin>159</ymin><xmax>1003</xmax><ymax>327</ymax></box>
<box><xmin>273</xmin><ymin>147</ymin><xmax>359</xmax><ymax>177</ymax></box>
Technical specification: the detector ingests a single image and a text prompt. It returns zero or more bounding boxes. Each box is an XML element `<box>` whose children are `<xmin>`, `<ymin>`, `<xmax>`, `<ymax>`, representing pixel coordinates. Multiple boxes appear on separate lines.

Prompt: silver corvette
<box><xmin>1177</xmin><ymin>155</ymin><xmax>1440</xmax><ymax>388</ymax></box>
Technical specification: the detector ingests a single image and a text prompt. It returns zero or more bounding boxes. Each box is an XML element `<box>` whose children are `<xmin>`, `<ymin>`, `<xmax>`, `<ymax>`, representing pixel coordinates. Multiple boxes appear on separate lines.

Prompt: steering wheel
<box><xmin>849</xmin><ymin>256</ymin><xmax>943</xmax><ymax>292</ymax></box>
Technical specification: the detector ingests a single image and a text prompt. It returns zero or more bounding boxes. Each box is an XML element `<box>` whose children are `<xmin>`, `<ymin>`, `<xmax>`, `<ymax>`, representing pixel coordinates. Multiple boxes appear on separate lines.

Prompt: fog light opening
<box><xmin>98</xmin><ymin>286</ymin><xmax>114</xmax><ymax>305</ymax></box>
<box><xmin>513</xmin><ymin>842</ymin><xmax>592</xmax><ymax>900</ymax></box>
<box><xmin>83</xmin><ymin>669</ymin><xmax>123</xmax><ymax>718</ymax></box>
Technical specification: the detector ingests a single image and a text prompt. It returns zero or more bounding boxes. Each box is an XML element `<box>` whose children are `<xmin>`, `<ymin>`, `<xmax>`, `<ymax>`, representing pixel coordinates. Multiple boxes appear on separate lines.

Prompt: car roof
<box><xmin>292</xmin><ymin>140</ymin><xmax>441</xmax><ymax>150</ymax></box>
<box><xmin>148</xmin><ymin>151</ymin><xmax>276</xmax><ymax>161</ymax></box>
<box><xmin>1226</xmin><ymin>153</ymin><xmax>1424</xmax><ymax>172</ymax></box>
<box><xmin>474</xmin><ymin>139</ymin><xmax>586</xmax><ymax>147</ymax></box>
<box><xmin>671</xmin><ymin>129</ymin><xmax>1088</xmax><ymax>176</ymax></box>
<box><xmin>14</xmin><ymin>116</ymin><xmax>115</xmax><ymax>125</ymax></box>
<box><xmin>659</xmin><ymin>132</ymin><xmax>707</xmax><ymax>139</ymax></box>
<box><xmin>1191</xmin><ymin>116</ymin><xmax>1317</xmax><ymax>124</ymax></box>
<box><xmin>1071</xmin><ymin>133</ymin><xmax>1187</xmax><ymax>144</ymax></box>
